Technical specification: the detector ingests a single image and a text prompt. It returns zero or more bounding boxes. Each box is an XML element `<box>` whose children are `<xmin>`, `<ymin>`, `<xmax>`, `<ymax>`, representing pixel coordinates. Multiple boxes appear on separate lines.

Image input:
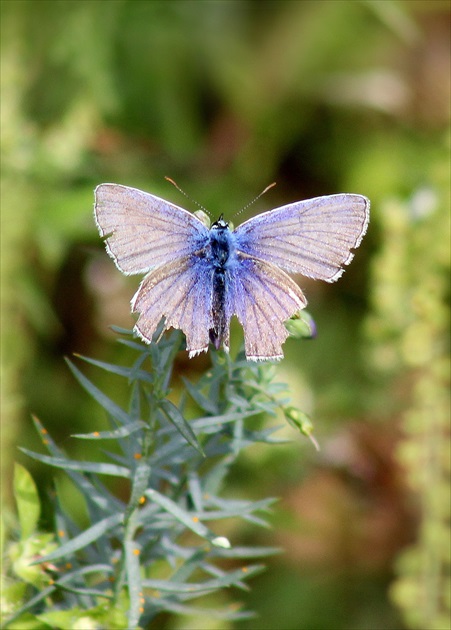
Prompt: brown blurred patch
<box><xmin>277</xmin><ymin>421</ymin><xmax>417</xmax><ymax>573</ymax></box>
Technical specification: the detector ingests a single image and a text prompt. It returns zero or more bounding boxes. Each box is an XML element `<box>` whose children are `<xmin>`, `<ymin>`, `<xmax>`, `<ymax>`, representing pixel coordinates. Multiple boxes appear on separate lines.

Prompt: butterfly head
<box><xmin>211</xmin><ymin>215</ymin><xmax>229</xmax><ymax>231</ymax></box>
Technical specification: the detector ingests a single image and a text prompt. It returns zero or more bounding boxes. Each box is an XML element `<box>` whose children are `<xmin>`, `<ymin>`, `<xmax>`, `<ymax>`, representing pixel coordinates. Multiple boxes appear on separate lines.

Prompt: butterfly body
<box><xmin>95</xmin><ymin>184</ymin><xmax>369</xmax><ymax>360</ymax></box>
<box><xmin>205</xmin><ymin>217</ymin><xmax>234</xmax><ymax>349</ymax></box>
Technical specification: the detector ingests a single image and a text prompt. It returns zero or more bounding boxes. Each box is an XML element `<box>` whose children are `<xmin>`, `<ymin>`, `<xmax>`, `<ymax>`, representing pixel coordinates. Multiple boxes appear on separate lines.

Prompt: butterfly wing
<box><xmin>94</xmin><ymin>183</ymin><xmax>209</xmax><ymax>274</ymax></box>
<box><xmin>227</xmin><ymin>254</ymin><xmax>307</xmax><ymax>360</ymax></box>
<box><xmin>131</xmin><ymin>255</ymin><xmax>213</xmax><ymax>357</ymax></box>
<box><xmin>234</xmin><ymin>194</ymin><xmax>369</xmax><ymax>282</ymax></box>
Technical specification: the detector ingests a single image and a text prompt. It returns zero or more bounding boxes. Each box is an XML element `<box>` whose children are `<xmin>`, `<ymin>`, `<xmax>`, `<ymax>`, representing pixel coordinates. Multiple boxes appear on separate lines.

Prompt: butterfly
<box><xmin>94</xmin><ymin>184</ymin><xmax>369</xmax><ymax>360</ymax></box>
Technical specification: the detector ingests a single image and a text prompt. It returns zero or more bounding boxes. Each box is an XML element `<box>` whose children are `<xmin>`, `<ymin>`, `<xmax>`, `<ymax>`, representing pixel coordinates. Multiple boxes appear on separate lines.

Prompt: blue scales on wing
<box><xmin>234</xmin><ymin>194</ymin><xmax>369</xmax><ymax>282</ymax></box>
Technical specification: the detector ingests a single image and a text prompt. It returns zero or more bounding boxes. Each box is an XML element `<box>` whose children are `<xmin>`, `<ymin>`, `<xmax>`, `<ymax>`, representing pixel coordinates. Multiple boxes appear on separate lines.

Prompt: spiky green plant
<box><xmin>2</xmin><ymin>323</ymin><xmax>313</xmax><ymax>629</ymax></box>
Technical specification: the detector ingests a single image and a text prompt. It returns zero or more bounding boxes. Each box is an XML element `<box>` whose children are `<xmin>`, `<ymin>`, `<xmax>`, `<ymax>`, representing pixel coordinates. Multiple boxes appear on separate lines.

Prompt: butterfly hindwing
<box><xmin>234</xmin><ymin>194</ymin><xmax>369</xmax><ymax>282</ymax></box>
<box><xmin>131</xmin><ymin>255</ymin><xmax>213</xmax><ymax>357</ymax></box>
<box><xmin>94</xmin><ymin>184</ymin><xmax>209</xmax><ymax>275</ymax></box>
<box><xmin>227</xmin><ymin>254</ymin><xmax>307</xmax><ymax>360</ymax></box>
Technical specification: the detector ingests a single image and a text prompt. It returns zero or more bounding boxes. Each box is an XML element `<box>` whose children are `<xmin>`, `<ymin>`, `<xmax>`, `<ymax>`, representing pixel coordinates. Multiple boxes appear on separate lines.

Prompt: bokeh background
<box><xmin>1</xmin><ymin>1</ymin><xmax>449</xmax><ymax>629</ymax></box>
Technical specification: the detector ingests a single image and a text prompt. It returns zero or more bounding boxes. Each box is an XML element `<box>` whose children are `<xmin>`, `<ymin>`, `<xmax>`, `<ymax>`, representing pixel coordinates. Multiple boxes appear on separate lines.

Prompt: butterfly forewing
<box><xmin>234</xmin><ymin>194</ymin><xmax>369</xmax><ymax>282</ymax></box>
<box><xmin>94</xmin><ymin>184</ymin><xmax>209</xmax><ymax>275</ymax></box>
<box><xmin>228</xmin><ymin>255</ymin><xmax>307</xmax><ymax>360</ymax></box>
<box><xmin>132</xmin><ymin>255</ymin><xmax>213</xmax><ymax>356</ymax></box>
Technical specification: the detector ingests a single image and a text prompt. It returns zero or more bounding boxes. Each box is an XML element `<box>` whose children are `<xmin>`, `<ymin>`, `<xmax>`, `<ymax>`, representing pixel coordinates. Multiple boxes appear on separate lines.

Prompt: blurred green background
<box><xmin>1</xmin><ymin>1</ymin><xmax>449</xmax><ymax>629</ymax></box>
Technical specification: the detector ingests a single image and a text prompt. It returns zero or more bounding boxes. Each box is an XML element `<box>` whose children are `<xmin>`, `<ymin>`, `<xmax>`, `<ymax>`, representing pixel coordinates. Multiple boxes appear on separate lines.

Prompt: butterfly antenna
<box><xmin>233</xmin><ymin>182</ymin><xmax>277</xmax><ymax>219</ymax></box>
<box><xmin>165</xmin><ymin>176</ymin><xmax>211</xmax><ymax>217</ymax></box>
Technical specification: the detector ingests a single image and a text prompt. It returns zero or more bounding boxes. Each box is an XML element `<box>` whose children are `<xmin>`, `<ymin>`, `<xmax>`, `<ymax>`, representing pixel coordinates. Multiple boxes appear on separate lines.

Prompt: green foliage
<box><xmin>13</xmin><ymin>464</ymin><xmax>41</xmax><ymax>541</ymax></box>
<box><xmin>1</xmin><ymin>329</ymin><xmax>308</xmax><ymax>629</ymax></box>
<box><xmin>365</xmin><ymin>173</ymin><xmax>450</xmax><ymax>630</ymax></box>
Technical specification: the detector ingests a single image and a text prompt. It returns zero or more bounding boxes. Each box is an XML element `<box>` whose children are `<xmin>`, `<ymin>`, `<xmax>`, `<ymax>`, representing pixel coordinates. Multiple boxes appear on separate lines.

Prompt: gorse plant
<box><xmin>3</xmin><ymin>323</ymin><xmax>314</xmax><ymax>629</ymax></box>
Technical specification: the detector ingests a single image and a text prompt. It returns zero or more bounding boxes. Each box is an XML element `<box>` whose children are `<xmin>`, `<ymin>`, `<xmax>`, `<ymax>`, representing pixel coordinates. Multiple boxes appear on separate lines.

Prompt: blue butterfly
<box><xmin>94</xmin><ymin>184</ymin><xmax>369</xmax><ymax>360</ymax></box>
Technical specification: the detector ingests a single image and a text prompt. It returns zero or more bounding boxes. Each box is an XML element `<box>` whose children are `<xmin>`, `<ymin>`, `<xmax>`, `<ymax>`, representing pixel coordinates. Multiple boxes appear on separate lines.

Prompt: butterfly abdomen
<box><xmin>210</xmin><ymin>269</ymin><xmax>227</xmax><ymax>349</ymax></box>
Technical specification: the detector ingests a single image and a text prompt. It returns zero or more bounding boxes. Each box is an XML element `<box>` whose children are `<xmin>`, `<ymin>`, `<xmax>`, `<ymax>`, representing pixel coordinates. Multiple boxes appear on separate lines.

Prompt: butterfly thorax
<box><xmin>209</xmin><ymin>216</ymin><xmax>234</xmax><ymax>268</ymax></box>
